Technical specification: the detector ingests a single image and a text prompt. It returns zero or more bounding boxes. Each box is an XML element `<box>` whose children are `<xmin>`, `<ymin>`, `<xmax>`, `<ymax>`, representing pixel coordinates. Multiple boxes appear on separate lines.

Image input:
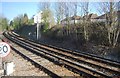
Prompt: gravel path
<box><xmin>11</xmin><ymin>50</ymin><xmax>48</xmax><ymax>76</ymax></box>
<box><xmin>10</xmin><ymin>41</ymin><xmax>80</xmax><ymax>76</ymax></box>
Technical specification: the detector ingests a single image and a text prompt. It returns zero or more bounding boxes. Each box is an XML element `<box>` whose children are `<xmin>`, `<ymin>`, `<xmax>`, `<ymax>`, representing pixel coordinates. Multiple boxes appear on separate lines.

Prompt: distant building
<box><xmin>94</xmin><ymin>11</ymin><xmax>120</xmax><ymax>22</ymax></box>
<box><xmin>71</xmin><ymin>16</ymin><xmax>82</xmax><ymax>24</ymax></box>
<box><xmin>89</xmin><ymin>13</ymin><xmax>98</xmax><ymax>22</ymax></box>
<box><xmin>61</xmin><ymin>13</ymin><xmax>98</xmax><ymax>25</ymax></box>
<box><xmin>61</xmin><ymin>15</ymin><xmax>81</xmax><ymax>25</ymax></box>
<box><xmin>94</xmin><ymin>14</ymin><xmax>106</xmax><ymax>22</ymax></box>
<box><xmin>82</xmin><ymin>13</ymin><xmax>98</xmax><ymax>22</ymax></box>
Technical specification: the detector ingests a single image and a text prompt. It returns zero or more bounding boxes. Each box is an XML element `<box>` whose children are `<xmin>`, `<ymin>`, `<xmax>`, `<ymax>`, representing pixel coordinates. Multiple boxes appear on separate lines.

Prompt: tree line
<box><xmin>0</xmin><ymin>13</ymin><xmax>33</xmax><ymax>31</ymax></box>
<box><xmin>0</xmin><ymin>1</ymin><xmax>119</xmax><ymax>47</ymax></box>
<box><xmin>39</xmin><ymin>2</ymin><xmax>120</xmax><ymax>47</ymax></box>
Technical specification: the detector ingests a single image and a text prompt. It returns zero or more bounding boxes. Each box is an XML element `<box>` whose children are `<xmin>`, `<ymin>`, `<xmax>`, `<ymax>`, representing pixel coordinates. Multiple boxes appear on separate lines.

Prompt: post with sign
<box><xmin>0</xmin><ymin>42</ymin><xmax>10</xmax><ymax>58</ymax></box>
<box><xmin>34</xmin><ymin>11</ymin><xmax>42</xmax><ymax>40</ymax></box>
<box><xmin>0</xmin><ymin>42</ymin><xmax>11</xmax><ymax>75</ymax></box>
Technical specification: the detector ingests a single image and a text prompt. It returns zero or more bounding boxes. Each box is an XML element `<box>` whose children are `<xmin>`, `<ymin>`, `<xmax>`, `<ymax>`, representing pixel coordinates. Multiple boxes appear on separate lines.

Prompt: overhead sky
<box><xmin>1</xmin><ymin>2</ymin><xmax>39</xmax><ymax>20</ymax></box>
<box><xmin>0</xmin><ymin>0</ymin><xmax>119</xmax><ymax>21</ymax></box>
<box><xmin>1</xmin><ymin>2</ymin><xmax>99</xmax><ymax>20</ymax></box>
<box><xmin>1</xmin><ymin>0</ymin><xmax>119</xmax><ymax>2</ymax></box>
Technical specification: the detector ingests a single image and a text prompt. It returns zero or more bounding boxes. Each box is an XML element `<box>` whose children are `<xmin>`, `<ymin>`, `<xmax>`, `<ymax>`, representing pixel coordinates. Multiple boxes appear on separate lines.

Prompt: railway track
<box><xmin>2</xmin><ymin>33</ymin><xmax>80</xmax><ymax>77</ymax></box>
<box><xmin>3</xmin><ymin>31</ymin><xmax>120</xmax><ymax>78</ymax></box>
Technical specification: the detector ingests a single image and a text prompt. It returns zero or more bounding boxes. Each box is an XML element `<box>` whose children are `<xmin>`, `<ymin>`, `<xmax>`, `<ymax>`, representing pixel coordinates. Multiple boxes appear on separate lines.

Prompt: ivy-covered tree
<box><xmin>9</xmin><ymin>20</ymin><xmax>13</xmax><ymax>30</ymax></box>
<box><xmin>39</xmin><ymin>2</ymin><xmax>55</xmax><ymax>32</ymax></box>
<box><xmin>9</xmin><ymin>20</ymin><xmax>13</xmax><ymax>26</ymax></box>
<box><xmin>23</xmin><ymin>13</ymin><xmax>28</xmax><ymax>25</ymax></box>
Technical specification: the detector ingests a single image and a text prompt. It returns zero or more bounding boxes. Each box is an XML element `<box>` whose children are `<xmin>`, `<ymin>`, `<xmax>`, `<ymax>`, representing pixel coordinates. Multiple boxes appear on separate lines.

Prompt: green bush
<box><xmin>41</xmin><ymin>22</ymin><xmax>49</xmax><ymax>33</ymax></box>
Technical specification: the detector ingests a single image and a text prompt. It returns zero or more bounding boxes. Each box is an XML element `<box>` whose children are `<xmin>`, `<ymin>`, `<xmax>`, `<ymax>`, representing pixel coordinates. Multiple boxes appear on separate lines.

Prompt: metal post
<box><xmin>36</xmin><ymin>11</ymin><xmax>42</xmax><ymax>40</ymax></box>
<box><xmin>0</xmin><ymin>57</ymin><xmax>2</xmax><ymax>68</ymax></box>
<box><xmin>37</xmin><ymin>23</ymin><xmax>39</xmax><ymax>40</ymax></box>
<box><xmin>39</xmin><ymin>23</ymin><xmax>41</xmax><ymax>39</ymax></box>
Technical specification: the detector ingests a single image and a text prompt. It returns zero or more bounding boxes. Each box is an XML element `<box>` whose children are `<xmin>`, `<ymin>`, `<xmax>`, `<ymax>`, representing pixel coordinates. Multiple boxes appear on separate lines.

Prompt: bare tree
<box><xmin>99</xmin><ymin>1</ymin><xmax>120</xmax><ymax>47</ymax></box>
<box><xmin>81</xmin><ymin>2</ymin><xmax>89</xmax><ymax>41</ymax></box>
<box><xmin>55</xmin><ymin>2</ymin><xmax>64</xmax><ymax>25</ymax></box>
<box><xmin>39</xmin><ymin>2</ymin><xmax>50</xmax><ymax>11</ymax></box>
<box><xmin>71</xmin><ymin>2</ymin><xmax>78</xmax><ymax>25</ymax></box>
<box><xmin>63</xmin><ymin>2</ymin><xmax>74</xmax><ymax>25</ymax></box>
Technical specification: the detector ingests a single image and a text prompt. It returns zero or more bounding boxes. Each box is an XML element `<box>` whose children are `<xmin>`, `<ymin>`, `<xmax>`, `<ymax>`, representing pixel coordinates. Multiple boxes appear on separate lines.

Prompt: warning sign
<box><xmin>0</xmin><ymin>42</ymin><xmax>10</xmax><ymax>58</ymax></box>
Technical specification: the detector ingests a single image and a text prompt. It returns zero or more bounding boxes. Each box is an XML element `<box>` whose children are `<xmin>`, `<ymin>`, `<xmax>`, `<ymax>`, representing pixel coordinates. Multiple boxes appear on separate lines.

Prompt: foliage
<box><xmin>0</xmin><ymin>16</ymin><xmax>9</xmax><ymax>31</ymax></box>
<box><xmin>41</xmin><ymin>8</ymin><xmax>55</xmax><ymax>28</ymax></box>
<box><xmin>13</xmin><ymin>14</ymin><xmax>24</xmax><ymax>30</ymax></box>
<box><xmin>28</xmin><ymin>18</ymin><xmax>34</xmax><ymax>25</ymax></box>
<box><xmin>39</xmin><ymin>2</ymin><xmax>55</xmax><ymax>33</ymax></box>
<box><xmin>41</xmin><ymin>22</ymin><xmax>49</xmax><ymax>33</ymax></box>
<box><xmin>11</xmin><ymin>13</ymin><xmax>29</xmax><ymax>30</ymax></box>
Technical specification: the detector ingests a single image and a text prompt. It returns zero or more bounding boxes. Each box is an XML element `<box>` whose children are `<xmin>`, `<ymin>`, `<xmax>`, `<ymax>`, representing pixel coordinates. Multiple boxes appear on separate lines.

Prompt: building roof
<box><xmin>89</xmin><ymin>13</ymin><xmax>98</xmax><ymax>19</ymax></box>
<box><xmin>83</xmin><ymin>13</ymin><xmax>98</xmax><ymax>19</ymax></box>
<box><xmin>71</xmin><ymin>15</ymin><xmax>81</xmax><ymax>20</ymax></box>
<box><xmin>95</xmin><ymin>14</ymin><xmax>105</xmax><ymax>19</ymax></box>
<box><xmin>61</xmin><ymin>11</ymin><xmax>120</xmax><ymax>22</ymax></box>
<box><xmin>95</xmin><ymin>10</ymin><xmax>120</xmax><ymax>19</ymax></box>
<box><xmin>61</xmin><ymin>15</ymin><xmax>81</xmax><ymax>22</ymax></box>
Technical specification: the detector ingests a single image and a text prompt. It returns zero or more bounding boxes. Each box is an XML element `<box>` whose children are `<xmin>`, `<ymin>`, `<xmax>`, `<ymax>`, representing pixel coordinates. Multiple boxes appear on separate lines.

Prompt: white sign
<box><xmin>0</xmin><ymin>42</ymin><xmax>10</xmax><ymax>58</ymax></box>
<box><xmin>34</xmin><ymin>11</ymin><xmax>43</xmax><ymax>23</ymax></box>
<box><xmin>5</xmin><ymin>62</ymin><xmax>14</xmax><ymax>75</ymax></box>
